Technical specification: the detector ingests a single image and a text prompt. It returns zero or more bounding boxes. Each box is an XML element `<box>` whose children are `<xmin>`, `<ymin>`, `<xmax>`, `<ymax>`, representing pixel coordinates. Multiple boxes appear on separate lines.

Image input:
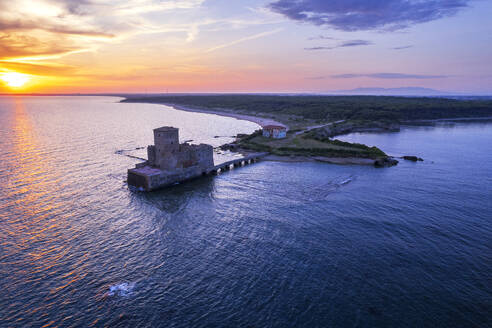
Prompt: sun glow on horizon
<box><xmin>1</xmin><ymin>72</ymin><xmax>31</xmax><ymax>88</ymax></box>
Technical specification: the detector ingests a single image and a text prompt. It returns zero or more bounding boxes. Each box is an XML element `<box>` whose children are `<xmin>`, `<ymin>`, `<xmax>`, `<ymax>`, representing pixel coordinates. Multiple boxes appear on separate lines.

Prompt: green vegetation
<box><xmin>123</xmin><ymin>94</ymin><xmax>492</xmax><ymax>160</ymax></box>
<box><xmin>237</xmin><ymin>130</ymin><xmax>386</xmax><ymax>159</ymax></box>
<box><xmin>123</xmin><ymin>95</ymin><xmax>492</xmax><ymax>123</ymax></box>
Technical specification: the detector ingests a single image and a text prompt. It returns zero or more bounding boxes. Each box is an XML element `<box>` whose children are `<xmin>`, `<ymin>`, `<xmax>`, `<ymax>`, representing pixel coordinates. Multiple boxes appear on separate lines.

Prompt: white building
<box><xmin>262</xmin><ymin>125</ymin><xmax>287</xmax><ymax>139</ymax></box>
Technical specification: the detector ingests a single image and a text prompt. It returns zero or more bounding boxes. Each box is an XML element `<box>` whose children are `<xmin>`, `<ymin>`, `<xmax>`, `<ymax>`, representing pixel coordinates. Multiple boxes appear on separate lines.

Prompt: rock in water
<box><xmin>374</xmin><ymin>157</ymin><xmax>399</xmax><ymax>167</ymax></box>
<box><xmin>220</xmin><ymin>143</ymin><xmax>239</xmax><ymax>151</ymax></box>
<box><xmin>403</xmin><ymin>155</ymin><xmax>424</xmax><ymax>161</ymax></box>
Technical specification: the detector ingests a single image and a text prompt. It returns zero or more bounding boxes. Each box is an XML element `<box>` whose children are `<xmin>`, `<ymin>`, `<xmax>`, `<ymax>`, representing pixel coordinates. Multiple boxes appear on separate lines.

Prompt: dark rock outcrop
<box><xmin>220</xmin><ymin>143</ymin><xmax>239</xmax><ymax>151</ymax></box>
<box><xmin>402</xmin><ymin>155</ymin><xmax>424</xmax><ymax>162</ymax></box>
<box><xmin>374</xmin><ymin>157</ymin><xmax>399</xmax><ymax>167</ymax></box>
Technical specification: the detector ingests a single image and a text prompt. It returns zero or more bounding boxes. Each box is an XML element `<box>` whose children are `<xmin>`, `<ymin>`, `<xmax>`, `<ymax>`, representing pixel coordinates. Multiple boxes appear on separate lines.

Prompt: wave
<box><xmin>339</xmin><ymin>178</ymin><xmax>353</xmax><ymax>185</ymax></box>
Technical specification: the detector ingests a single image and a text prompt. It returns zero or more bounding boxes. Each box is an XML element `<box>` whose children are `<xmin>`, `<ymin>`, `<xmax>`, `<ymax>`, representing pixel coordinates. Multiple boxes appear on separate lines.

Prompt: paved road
<box><xmin>294</xmin><ymin>120</ymin><xmax>345</xmax><ymax>136</ymax></box>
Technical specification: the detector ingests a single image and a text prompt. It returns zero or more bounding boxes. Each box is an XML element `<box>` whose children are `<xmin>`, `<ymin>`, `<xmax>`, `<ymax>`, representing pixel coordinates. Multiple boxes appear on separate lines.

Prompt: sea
<box><xmin>0</xmin><ymin>96</ymin><xmax>490</xmax><ymax>327</ymax></box>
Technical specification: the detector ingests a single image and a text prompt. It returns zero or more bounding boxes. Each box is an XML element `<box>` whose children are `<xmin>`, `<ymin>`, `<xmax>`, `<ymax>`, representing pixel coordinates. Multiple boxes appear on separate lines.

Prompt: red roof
<box><xmin>263</xmin><ymin>125</ymin><xmax>286</xmax><ymax>130</ymax></box>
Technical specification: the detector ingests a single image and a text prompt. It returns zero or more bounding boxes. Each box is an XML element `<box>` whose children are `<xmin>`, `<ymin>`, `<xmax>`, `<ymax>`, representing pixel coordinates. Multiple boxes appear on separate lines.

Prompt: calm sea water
<box><xmin>0</xmin><ymin>96</ymin><xmax>490</xmax><ymax>328</ymax></box>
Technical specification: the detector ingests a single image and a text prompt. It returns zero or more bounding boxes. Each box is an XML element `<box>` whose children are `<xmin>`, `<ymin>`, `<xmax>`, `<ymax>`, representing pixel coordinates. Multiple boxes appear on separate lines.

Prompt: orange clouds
<box><xmin>0</xmin><ymin>32</ymin><xmax>83</xmax><ymax>60</ymax></box>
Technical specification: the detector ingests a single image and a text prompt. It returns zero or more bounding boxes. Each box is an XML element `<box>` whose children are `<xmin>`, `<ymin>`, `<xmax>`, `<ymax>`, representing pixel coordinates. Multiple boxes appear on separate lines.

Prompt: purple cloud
<box><xmin>332</xmin><ymin>73</ymin><xmax>447</xmax><ymax>79</ymax></box>
<box><xmin>305</xmin><ymin>39</ymin><xmax>372</xmax><ymax>50</ymax></box>
<box><xmin>269</xmin><ymin>0</ymin><xmax>470</xmax><ymax>31</ymax></box>
<box><xmin>305</xmin><ymin>47</ymin><xmax>333</xmax><ymax>50</ymax></box>
<box><xmin>392</xmin><ymin>45</ymin><xmax>413</xmax><ymax>50</ymax></box>
<box><xmin>308</xmin><ymin>35</ymin><xmax>337</xmax><ymax>40</ymax></box>
<box><xmin>340</xmin><ymin>40</ymin><xmax>372</xmax><ymax>47</ymax></box>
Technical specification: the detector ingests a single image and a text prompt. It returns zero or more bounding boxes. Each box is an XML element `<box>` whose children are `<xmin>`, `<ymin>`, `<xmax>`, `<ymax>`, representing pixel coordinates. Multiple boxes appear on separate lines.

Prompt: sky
<box><xmin>0</xmin><ymin>0</ymin><xmax>491</xmax><ymax>94</ymax></box>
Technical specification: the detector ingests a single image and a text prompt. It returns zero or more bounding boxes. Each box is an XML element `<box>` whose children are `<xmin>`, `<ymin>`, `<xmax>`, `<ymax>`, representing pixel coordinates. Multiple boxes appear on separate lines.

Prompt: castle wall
<box><xmin>147</xmin><ymin>145</ymin><xmax>156</xmax><ymax>166</ymax></box>
<box><xmin>175</xmin><ymin>144</ymin><xmax>198</xmax><ymax>169</ymax></box>
<box><xmin>129</xmin><ymin>152</ymin><xmax>268</xmax><ymax>191</ymax></box>
<box><xmin>147</xmin><ymin>166</ymin><xmax>203</xmax><ymax>190</ymax></box>
<box><xmin>134</xmin><ymin>127</ymin><xmax>214</xmax><ymax>187</ymax></box>
<box><xmin>195</xmin><ymin>144</ymin><xmax>214</xmax><ymax>170</ymax></box>
<box><xmin>157</xmin><ymin>152</ymin><xmax>179</xmax><ymax>170</ymax></box>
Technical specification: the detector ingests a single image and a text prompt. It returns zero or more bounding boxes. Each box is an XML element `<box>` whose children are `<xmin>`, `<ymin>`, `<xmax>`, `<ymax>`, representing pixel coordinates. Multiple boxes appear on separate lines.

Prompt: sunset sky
<box><xmin>1</xmin><ymin>0</ymin><xmax>491</xmax><ymax>94</ymax></box>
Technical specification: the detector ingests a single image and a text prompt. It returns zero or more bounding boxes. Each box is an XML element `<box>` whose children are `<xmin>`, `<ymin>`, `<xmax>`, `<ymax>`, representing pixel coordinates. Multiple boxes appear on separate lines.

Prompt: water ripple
<box><xmin>0</xmin><ymin>97</ymin><xmax>491</xmax><ymax>327</ymax></box>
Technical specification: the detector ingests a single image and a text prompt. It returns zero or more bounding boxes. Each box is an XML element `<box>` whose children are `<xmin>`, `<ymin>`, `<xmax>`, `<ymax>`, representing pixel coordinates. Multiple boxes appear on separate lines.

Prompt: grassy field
<box><xmin>238</xmin><ymin>131</ymin><xmax>386</xmax><ymax>159</ymax></box>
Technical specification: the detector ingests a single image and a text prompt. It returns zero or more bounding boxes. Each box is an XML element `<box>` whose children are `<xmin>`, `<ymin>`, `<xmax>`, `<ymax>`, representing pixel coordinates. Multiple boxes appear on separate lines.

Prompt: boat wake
<box><xmin>275</xmin><ymin>175</ymin><xmax>357</xmax><ymax>203</ymax></box>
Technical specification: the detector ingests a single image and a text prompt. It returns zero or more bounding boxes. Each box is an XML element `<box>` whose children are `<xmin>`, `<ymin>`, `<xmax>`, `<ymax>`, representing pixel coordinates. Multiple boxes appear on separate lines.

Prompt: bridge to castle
<box><xmin>209</xmin><ymin>152</ymin><xmax>269</xmax><ymax>174</ymax></box>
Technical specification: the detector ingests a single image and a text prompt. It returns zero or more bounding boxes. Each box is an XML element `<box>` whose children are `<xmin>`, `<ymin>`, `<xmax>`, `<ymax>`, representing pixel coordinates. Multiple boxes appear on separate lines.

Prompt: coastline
<box><xmin>263</xmin><ymin>154</ymin><xmax>376</xmax><ymax>165</ymax></box>
<box><xmin>122</xmin><ymin>98</ymin><xmax>393</xmax><ymax>166</ymax></box>
<box><xmin>123</xmin><ymin>100</ymin><xmax>287</xmax><ymax>130</ymax></box>
<box><xmin>402</xmin><ymin>116</ymin><xmax>492</xmax><ymax>125</ymax></box>
<box><xmin>121</xmin><ymin>98</ymin><xmax>407</xmax><ymax>166</ymax></box>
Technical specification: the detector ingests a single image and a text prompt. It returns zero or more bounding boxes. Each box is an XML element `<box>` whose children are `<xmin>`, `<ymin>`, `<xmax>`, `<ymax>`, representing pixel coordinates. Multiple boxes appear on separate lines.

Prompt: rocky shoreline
<box><xmin>240</xmin><ymin>152</ymin><xmax>401</xmax><ymax>167</ymax></box>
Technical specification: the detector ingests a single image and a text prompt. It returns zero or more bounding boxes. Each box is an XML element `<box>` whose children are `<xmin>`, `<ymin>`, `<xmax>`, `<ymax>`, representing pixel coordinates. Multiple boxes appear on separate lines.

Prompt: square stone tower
<box><xmin>145</xmin><ymin>126</ymin><xmax>214</xmax><ymax>173</ymax></box>
<box><xmin>150</xmin><ymin>126</ymin><xmax>180</xmax><ymax>170</ymax></box>
<box><xmin>154</xmin><ymin>126</ymin><xmax>179</xmax><ymax>152</ymax></box>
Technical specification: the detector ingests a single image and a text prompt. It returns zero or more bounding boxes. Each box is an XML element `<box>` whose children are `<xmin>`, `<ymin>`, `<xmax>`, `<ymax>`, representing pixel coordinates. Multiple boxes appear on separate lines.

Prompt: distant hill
<box><xmin>332</xmin><ymin>87</ymin><xmax>456</xmax><ymax>96</ymax></box>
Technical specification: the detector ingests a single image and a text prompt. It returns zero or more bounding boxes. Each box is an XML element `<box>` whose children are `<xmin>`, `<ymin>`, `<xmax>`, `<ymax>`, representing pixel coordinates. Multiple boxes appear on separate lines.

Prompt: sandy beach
<box><xmin>152</xmin><ymin>102</ymin><xmax>288</xmax><ymax>130</ymax></box>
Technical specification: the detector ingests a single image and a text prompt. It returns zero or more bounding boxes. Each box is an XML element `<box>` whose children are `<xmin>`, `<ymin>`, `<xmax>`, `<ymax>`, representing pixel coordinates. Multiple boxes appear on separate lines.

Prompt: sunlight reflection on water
<box><xmin>0</xmin><ymin>96</ymin><xmax>491</xmax><ymax>328</ymax></box>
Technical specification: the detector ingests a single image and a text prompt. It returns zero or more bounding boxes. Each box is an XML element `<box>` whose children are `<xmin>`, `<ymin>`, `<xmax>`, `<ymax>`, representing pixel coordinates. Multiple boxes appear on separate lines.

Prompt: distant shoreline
<box><xmin>121</xmin><ymin>100</ymin><xmax>287</xmax><ymax>130</ymax></box>
<box><xmin>403</xmin><ymin>116</ymin><xmax>492</xmax><ymax>124</ymax></box>
<box><xmin>120</xmin><ymin>97</ymin><xmax>492</xmax><ymax>167</ymax></box>
<box><xmin>120</xmin><ymin>99</ymin><xmax>380</xmax><ymax>165</ymax></box>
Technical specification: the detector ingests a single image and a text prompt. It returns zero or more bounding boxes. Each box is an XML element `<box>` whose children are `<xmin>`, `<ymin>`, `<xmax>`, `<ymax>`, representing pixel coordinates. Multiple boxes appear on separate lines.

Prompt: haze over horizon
<box><xmin>1</xmin><ymin>0</ymin><xmax>491</xmax><ymax>94</ymax></box>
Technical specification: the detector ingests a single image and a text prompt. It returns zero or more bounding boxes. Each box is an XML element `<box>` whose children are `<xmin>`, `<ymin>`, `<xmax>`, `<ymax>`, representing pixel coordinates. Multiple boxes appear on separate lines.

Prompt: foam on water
<box><xmin>339</xmin><ymin>177</ymin><xmax>353</xmax><ymax>185</ymax></box>
<box><xmin>108</xmin><ymin>282</ymin><xmax>136</xmax><ymax>297</ymax></box>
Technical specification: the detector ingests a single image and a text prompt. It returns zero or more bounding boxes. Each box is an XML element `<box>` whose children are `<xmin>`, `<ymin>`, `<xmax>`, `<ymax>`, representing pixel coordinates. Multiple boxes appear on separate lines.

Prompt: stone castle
<box><xmin>128</xmin><ymin>126</ymin><xmax>214</xmax><ymax>191</ymax></box>
<box><xmin>147</xmin><ymin>127</ymin><xmax>213</xmax><ymax>171</ymax></box>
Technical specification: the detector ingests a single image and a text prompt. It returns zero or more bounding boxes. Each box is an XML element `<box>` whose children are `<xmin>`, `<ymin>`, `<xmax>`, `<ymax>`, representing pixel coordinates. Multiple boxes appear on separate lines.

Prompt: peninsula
<box><xmin>122</xmin><ymin>95</ymin><xmax>492</xmax><ymax>165</ymax></box>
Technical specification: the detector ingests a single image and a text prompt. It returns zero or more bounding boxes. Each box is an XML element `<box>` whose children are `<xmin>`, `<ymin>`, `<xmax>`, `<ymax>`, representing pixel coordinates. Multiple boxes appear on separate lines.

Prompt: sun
<box><xmin>1</xmin><ymin>72</ymin><xmax>30</xmax><ymax>88</ymax></box>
